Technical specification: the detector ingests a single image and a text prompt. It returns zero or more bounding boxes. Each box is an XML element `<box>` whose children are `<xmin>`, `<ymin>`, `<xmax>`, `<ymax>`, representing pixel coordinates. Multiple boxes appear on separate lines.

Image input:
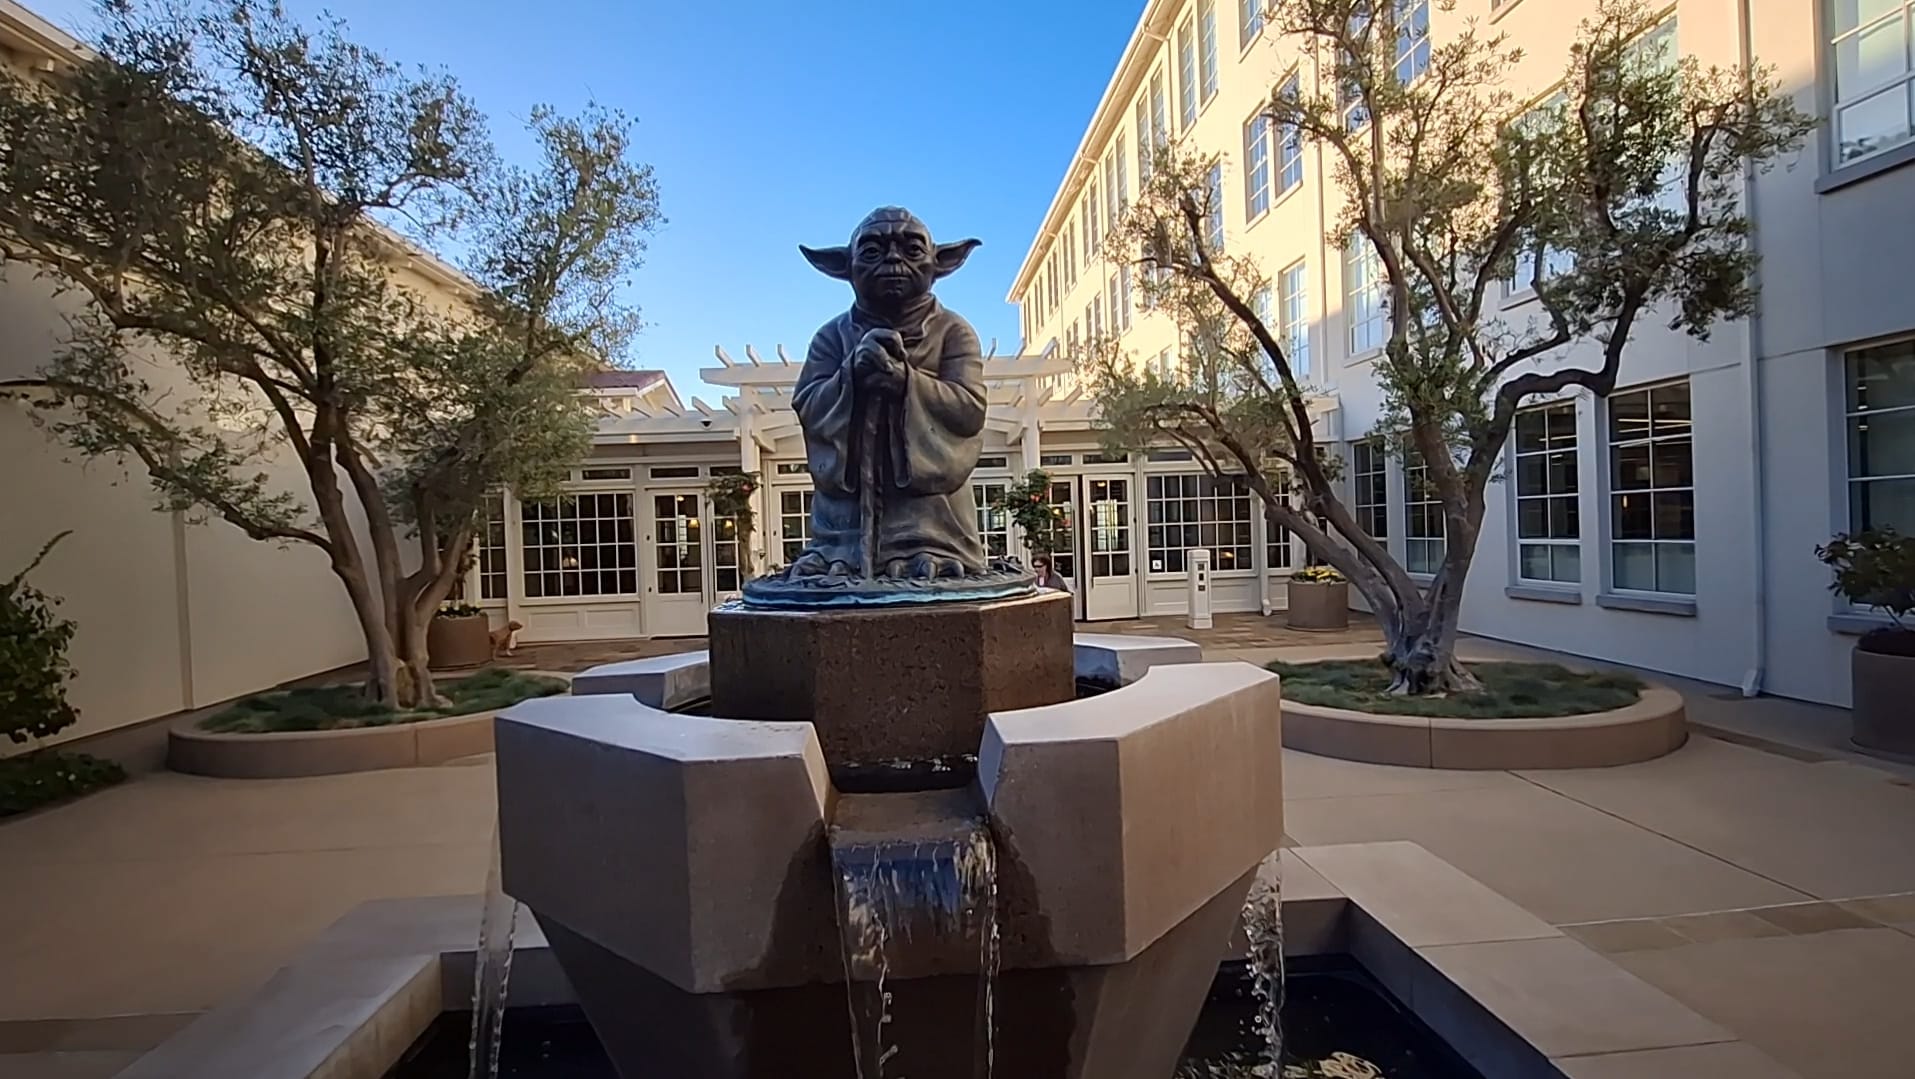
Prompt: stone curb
<box><xmin>165</xmin><ymin>671</ymin><xmax>573</xmax><ymax>779</ymax></box>
<box><xmin>1281</xmin><ymin>684</ymin><xmax>1687</xmax><ymax>770</ymax></box>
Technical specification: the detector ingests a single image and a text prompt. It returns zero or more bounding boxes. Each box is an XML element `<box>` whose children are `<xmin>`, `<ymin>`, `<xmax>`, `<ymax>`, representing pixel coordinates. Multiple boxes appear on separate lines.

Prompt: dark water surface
<box><xmin>387</xmin><ymin>958</ymin><xmax>1480</xmax><ymax>1078</ymax></box>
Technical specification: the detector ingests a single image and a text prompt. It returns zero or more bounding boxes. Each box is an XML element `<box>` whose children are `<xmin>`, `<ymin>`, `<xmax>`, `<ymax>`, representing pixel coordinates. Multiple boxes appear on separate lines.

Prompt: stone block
<box><xmin>707</xmin><ymin>591</ymin><xmax>1073</xmax><ymax>770</ymax></box>
<box><xmin>1072</xmin><ymin>633</ymin><xmax>1203</xmax><ymax>687</ymax></box>
<box><xmin>980</xmin><ymin>661</ymin><xmax>1283</xmax><ymax>966</ymax></box>
<box><xmin>493</xmin><ymin>695</ymin><xmax>834</xmax><ymax>993</ymax></box>
<box><xmin>570</xmin><ymin>650</ymin><xmax>712</xmax><ymax>709</ymax></box>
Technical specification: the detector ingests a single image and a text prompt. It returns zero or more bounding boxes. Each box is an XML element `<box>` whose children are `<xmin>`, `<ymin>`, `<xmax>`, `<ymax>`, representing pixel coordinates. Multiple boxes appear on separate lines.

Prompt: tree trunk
<box><xmin>1380</xmin><ymin>627</ymin><xmax>1484</xmax><ymax>696</ymax></box>
<box><xmin>336</xmin><ymin>559</ymin><xmax>405</xmax><ymax>708</ymax></box>
<box><xmin>395</xmin><ymin>605</ymin><xmax>437</xmax><ymax>710</ymax></box>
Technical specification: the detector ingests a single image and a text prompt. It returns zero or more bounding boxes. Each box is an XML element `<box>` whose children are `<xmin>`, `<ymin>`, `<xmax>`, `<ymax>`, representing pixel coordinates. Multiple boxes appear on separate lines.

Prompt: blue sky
<box><xmin>31</xmin><ymin>0</ymin><xmax>1144</xmax><ymax>399</ymax></box>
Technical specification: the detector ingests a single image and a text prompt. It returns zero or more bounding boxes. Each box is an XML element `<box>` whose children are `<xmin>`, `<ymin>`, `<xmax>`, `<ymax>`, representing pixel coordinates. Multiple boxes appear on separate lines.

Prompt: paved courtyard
<box><xmin>3</xmin><ymin>615</ymin><xmax>1913</xmax><ymax>1078</ymax></box>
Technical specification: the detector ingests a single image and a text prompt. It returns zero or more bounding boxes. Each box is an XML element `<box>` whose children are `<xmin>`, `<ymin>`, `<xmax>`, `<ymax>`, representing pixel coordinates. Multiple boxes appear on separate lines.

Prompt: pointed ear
<box><xmin>933</xmin><ymin>238</ymin><xmax>982</xmax><ymax>280</ymax></box>
<box><xmin>799</xmin><ymin>244</ymin><xmax>853</xmax><ymax>281</ymax></box>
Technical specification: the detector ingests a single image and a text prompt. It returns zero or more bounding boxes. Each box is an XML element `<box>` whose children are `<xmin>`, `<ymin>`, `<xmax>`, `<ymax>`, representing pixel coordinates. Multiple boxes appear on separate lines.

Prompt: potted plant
<box><xmin>428</xmin><ymin>601</ymin><xmax>494</xmax><ymax>670</ymax></box>
<box><xmin>1287</xmin><ymin>564</ymin><xmax>1350</xmax><ymax>632</ymax></box>
<box><xmin>706</xmin><ymin>470</ymin><xmax>761</xmax><ymax>588</ymax></box>
<box><xmin>992</xmin><ymin>469</ymin><xmax>1070</xmax><ymax>563</ymax></box>
<box><xmin>1816</xmin><ymin>528</ymin><xmax>1915</xmax><ymax>756</ymax></box>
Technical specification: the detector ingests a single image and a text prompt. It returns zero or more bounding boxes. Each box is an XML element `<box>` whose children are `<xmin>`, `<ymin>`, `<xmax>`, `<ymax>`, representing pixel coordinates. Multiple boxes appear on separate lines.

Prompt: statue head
<box><xmin>800</xmin><ymin>208</ymin><xmax>981</xmax><ymax>313</ymax></box>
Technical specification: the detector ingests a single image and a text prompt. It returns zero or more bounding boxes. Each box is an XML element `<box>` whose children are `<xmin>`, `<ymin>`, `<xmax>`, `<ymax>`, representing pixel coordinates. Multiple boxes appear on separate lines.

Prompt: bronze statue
<box><xmin>742</xmin><ymin>209</ymin><xmax>1034</xmax><ymax>607</ymax></box>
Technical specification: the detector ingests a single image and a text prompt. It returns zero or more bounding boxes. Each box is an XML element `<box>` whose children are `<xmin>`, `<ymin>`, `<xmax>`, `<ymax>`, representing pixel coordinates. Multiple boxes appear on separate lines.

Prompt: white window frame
<box><xmin>1352</xmin><ymin>438</ymin><xmax>1389</xmax><ymax>540</ymax></box>
<box><xmin>1178</xmin><ymin>15</ymin><xmax>1199</xmax><ymax>130</ymax></box>
<box><xmin>1145</xmin><ymin>472</ymin><xmax>1256</xmax><ymax>576</ymax></box>
<box><xmin>1203</xmin><ymin>163</ymin><xmax>1225</xmax><ymax>253</ymax></box>
<box><xmin>1266</xmin><ymin>466</ymin><xmax>1294</xmax><ymax>572</ymax></box>
<box><xmin>521</xmin><ymin>490</ymin><xmax>640</xmax><ymax>599</ymax></box>
<box><xmin>1828</xmin><ymin>0</ymin><xmax>1915</xmax><ymax>167</ymax></box>
<box><xmin>1199</xmin><ymin>0</ymin><xmax>1220</xmax><ymax>103</ymax></box>
<box><xmin>1277</xmin><ymin>74</ymin><xmax>1304</xmax><ymax>194</ymax></box>
<box><xmin>1512</xmin><ymin>401</ymin><xmax>1582</xmax><ymax>586</ymax></box>
<box><xmin>1280</xmin><ymin>259</ymin><xmax>1310</xmax><ymax>377</ymax></box>
<box><xmin>1345</xmin><ymin>236</ymin><xmax>1386</xmax><ymax>356</ymax></box>
<box><xmin>1394</xmin><ymin>0</ymin><xmax>1432</xmax><ymax>85</ymax></box>
<box><xmin>1605</xmin><ymin>379</ymin><xmax>1696</xmax><ymax>596</ymax></box>
<box><xmin>1240</xmin><ymin>0</ymin><xmax>1265</xmax><ymax>49</ymax></box>
<box><xmin>972</xmin><ymin>481</ymin><xmax>1011</xmax><ymax>559</ymax></box>
<box><xmin>1403</xmin><ymin>450</ymin><xmax>1445</xmax><ymax>576</ymax></box>
<box><xmin>1244</xmin><ymin>109</ymin><xmax>1272</xmax><ymax>220</ymax></box>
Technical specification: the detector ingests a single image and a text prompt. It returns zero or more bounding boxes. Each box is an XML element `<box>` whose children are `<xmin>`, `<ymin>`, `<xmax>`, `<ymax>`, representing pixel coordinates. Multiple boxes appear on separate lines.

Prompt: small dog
<box><xmin>490</xmin><ymin>620</ymin><xmax>524</xmax><ymax>658</ymax></box>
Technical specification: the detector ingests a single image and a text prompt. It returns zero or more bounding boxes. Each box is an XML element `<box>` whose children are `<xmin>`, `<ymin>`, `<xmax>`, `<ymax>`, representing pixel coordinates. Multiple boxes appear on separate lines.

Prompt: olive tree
<box><xmin>0</xmin><ymin>0</ymin><xmax>661</xmax><ymax>706</ymax></box>
<box><xmin>1087</xmin><ymin>0</ymin><xmax>1809</xmax><ymax>693</ymax></box>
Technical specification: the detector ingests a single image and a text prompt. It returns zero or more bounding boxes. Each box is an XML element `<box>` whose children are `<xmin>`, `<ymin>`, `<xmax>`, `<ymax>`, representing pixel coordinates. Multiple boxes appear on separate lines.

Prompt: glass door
<box><xmin>707</xmin><ymin>498</ymin><xmax>743</xmax><ymax>603</ymax></box>
<box><xmin>1084</xmin><ymin>477</ymin><xmax>1138</xmax><ymax>620</ymax></box>
<box><xmin>644</xmin><ymin>492</ymin><xmax>708</xmax><ymax>636</ymax></box>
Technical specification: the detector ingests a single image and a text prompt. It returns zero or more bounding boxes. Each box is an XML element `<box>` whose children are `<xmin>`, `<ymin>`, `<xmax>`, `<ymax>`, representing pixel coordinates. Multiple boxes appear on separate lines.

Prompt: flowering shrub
<box><xmin>991</xmin><ymin>470</ymin><xmax>1070</xmax><ymax>555</ymax></box>
<box><xmin>1291</xmin><ymin>564</ymin><xmax>1347</xmax><ymax>584</ymax></box>
<box><xmin>707</xmin><ymin>470</ymin><xmax>762</xmax><ymax>574</ymax></box>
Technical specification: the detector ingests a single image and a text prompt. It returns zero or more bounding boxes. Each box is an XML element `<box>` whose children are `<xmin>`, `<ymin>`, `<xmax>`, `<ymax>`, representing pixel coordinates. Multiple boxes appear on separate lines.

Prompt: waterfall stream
<box><xmin>466</xmin><ymin>828</ymin><xmax>521</xmax><ymax>1079</ymax></box>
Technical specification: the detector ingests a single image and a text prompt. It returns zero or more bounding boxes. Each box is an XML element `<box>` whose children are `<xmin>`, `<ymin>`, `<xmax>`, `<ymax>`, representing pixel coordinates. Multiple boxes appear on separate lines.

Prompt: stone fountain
<box><xmin>493</xmin><ymin>208</ymin><xmax>1283</xmax><ymax>1078</ymax></box>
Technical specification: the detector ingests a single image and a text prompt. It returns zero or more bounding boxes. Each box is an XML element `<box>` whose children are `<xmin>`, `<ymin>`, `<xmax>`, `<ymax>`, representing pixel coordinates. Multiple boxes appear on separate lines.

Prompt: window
<box><xmin>1136</xmin><ymin>97</ymin><xmax>1153</xmax><ymax>182</ymax></box>
<box><xmin>711</xmin><ymin>505</ymin><xmax>742</xmax><ymax>594</ymax></box>
<box><xmin>1608</xmin><ymin>381</ymin><xmax>1694</xmax><ymax>594</ymax></box>
<box><xmin>1103</xmin><ymin>152</ymin><xmax>1120</xmax><ymax>232</ymax></box>
<box><xmin>1064</xmin><ymin>224</ymin><xmax>1077</xmax><ymax>287</ymax></box>
<box><xmin>1108</xmin><ymin>270</ymin><xmax>1129</xmax><ymax>334</ymax></box>
<box><xmin>1403</xmin><ymin>451</ymin><xmax>1445</xmax><ymax>575</ymax></box>
<box><xmin>1244</xmin><ymin>111</ymin><xmax>1272</xmax><ymax>219</ymax></box>
<box><xmin>1040</xmin><ymin>453</ymin><xmax>1074</xmax><ymax>467</ymax></box>
<box><xmin>1178</xmin><ymin>16</ymin><xmax>1199</xmax><ymax>129</ymax></box>
<box><xmin>1199</xmin><ymin>0</ymin><xmax>1220</xmax><ymax>103</ymax></box>
<box><xmin>1089</xmin><ymin>297</ymin><xmax>1104</xmax><ymax>342</ymax></box>
<box><xmin>646</xmin><ymin>465</ymin><xmax>696</xmax><ymax>479</ymax></box>
<box><xmin>1829</xmin><ymin>1</ymin><xmax>1915</xmax><ymax>165</ymax></box>
<box><xmin>1114</xmin><ymin>133</ymin><xmax>1130</xmax><ymax>213</ymax></box>
<box><xmin>1266</xmin><ymin>468</ymin><xmax>1293</xmax><ymax>571</ymax></box>
<box><xmin>520</xmin><ymin>492</ymin><xmax>637</xmax><ymax>598</ymax></box>
<box><xmin>1203</xmin><ymin>164</ymin><xmax>1225</xmax><ymax>253</ymax></box>
<box><xmin>1346</xmin><ymin>236</ymin><xmax>1386</xmax><ymax>355</ymax></box>
<box><xmin>1146</xmin><ymin>473</ymin><xmax>1254</xmax><ymax>573</ymax></box>
<box><xmin>1252</xmin><ymin>285</ymin><xmax>1273</xmax><ymax>333</ymax></box>
<box><xmin>1845</xmin><ymin>339</ymin><xmax>1915</xmax><ymax>533</ymax></box>
<box><xmin>1352</xmin><ymin>439</ymin><xmax>1388</xmax><ymax>539</ymax></box>
<box><xmin>778</xmin><ymin>489</ymin><xmax>813</xmax><ymax>566</ymax></box>
<box><xmin>476</xmin><ymin>492</ymin><xmax>507</xmax><ymax>600</ymax></box>
<box><xmin>1394</xmin><ymin>0</ymin><xmax>1431</xmax><ymax>85</ymax></box>
<box><xmin>1240</xmin><ymin>0</ymin><xmax>1265</xmax><ymax>48</ymax></box>
<box><xmin>1280</xmin><ymin>261</ymin><xmax>1311</xmax><ymax>376</ymax></box>
<box><xmin>1514</xmin><ymin>402</ymin><xmax>1582</xmax><ymax>584</ymax></box>
<box><xmin>1277</xmin><ymin>76</ymin><xmax>1303</xmax><ymax>193</ymax></box>
<box><xmin>973</xmin><ymin>482</ymin><xmax>1010</xmax><ymax>558</ymax></box>
<box><xmin>1151</xmin><ymin>69</ymin><xmax>1170</xmax><ymax>149</ymax></box>
<box><xmin>1087</xmin><ymin>478</ymin><xmax>1132</xmax><ymax>578</ymax></box>
<box><xmin>775</xmin><ymin>461</ymin><xmax>809</xmax><ymax>476</ymax></box>
<box><xmin>1083</xmin><ymin>182</ymin><xmax>1099</xmax><ymax>256</ymax></box>
<box><xmin>580</xmin><ymin>466</ymin><xmax>632</xmax><ymax>480</ymax></box>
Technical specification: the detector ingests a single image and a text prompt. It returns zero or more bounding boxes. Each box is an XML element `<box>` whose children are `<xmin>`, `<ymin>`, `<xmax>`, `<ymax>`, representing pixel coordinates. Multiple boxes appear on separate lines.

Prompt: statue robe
<box><xmin>791</xmin><ymin>298</ymin><xmax>989</xmax><ymax>574</ymax></box>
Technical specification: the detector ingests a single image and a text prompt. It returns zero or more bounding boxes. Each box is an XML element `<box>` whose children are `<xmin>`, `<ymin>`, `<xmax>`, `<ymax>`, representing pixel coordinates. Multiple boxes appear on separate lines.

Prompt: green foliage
<box><xmin>706</xmin><ymin>470</ymin><xmax>761</xmax><ymax>575</ymax></box>
<box><xmin>1266</xmin><ymin>659</ymin><xmax>1641</xmax><ymax>719</ymax></box>
<box><xmin>0</xmin><ymin>750</ymin><xmax>125</xmax><ymax>818</ymax></box>
<box><xmin>991</xmin><ymin>470</ymin><xmax>1070</xmax><ymax>554</ymax></box>
<box><xmin>1</xmin><ymin>532</ymin><xmax>81</xmax><ymax>746</ymax></box>
<box><xmin>200</xmin><ymin>667</ymin><xmax>565</xmax><ymax>733</ymax></box>
<box><xmin>1817</xmin><ymin>529</ymin><xmax>1915</xmax><ymax>632</ymax></box>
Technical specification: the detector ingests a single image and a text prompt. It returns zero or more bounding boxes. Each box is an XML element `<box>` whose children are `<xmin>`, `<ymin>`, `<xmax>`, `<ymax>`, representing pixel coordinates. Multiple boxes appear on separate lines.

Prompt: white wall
<box><xmin>1</xmin><ymin>270</ymin><xmax>373</xmax><ymax>747</ymax></box>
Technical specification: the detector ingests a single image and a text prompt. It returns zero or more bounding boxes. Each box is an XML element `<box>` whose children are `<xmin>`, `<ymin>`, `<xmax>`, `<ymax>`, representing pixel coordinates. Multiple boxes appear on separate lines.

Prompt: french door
<box><xmin>1082</xmin><ymin>476</ymin><xmax>1139</xmax><ymax>621</ymax></box>
<box><xmin>643</xmin><ymin>491</ymin><xmax>744</xmax><ymax>636</ymax></box>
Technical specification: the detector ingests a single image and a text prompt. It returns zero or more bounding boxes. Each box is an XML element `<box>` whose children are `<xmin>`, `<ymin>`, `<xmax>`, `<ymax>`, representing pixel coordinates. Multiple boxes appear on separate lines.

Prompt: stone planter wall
<box><xmin>1286</xmin><ymin>580</ymin><xmax>1350</xmax><ymax>632</ymax></box>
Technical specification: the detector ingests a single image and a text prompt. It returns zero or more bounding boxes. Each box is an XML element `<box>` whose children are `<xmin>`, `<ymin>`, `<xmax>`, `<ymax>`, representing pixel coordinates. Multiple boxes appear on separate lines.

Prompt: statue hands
<box><xmin>853</xmin><ymin>328</ymin><xmax>908</xmax><ymax>398</ymax></box>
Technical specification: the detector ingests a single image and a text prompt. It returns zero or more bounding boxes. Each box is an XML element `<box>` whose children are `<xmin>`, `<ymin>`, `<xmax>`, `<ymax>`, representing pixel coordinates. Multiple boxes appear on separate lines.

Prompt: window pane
<box><xmin>1613</xmin><ymin>493</ymin><xmax>1654</xmax><ymax>540</ymax></box>
<box><xmin>1848</xmin><ymin>340</ymin><xmax>1915</xmax><ymax>411</ymax></box>
<box><xmin>1551</xmin><ymin>544</ymin><xmax>1582</xmax><ymax>584</ymax></box>
<box><xmin>1835</xmin><ymin>14</ymin><xmax>1909</xmax><ymax>99</ymax></box>
<box><xmin>1519</xmin><ymin>544</ymin><xmax>1554</xmax><ymax>581</ymax></box>
<box><xmin>1650</xmin><ymin>441</ymin><xmax>1694</xmax><ymax>488</ymax></box>
<box><xmin>1609</xmin><ymin>390</ymin><xmax>1650</xmax><ymax>442</ymax></box>
<box><xmin>1613</xmin><ymin>444</ymin><xmax>1653</xmax><ymax>490</ymax></box>
<box><xmin>1853</xmin><ymin>476</ymin><xmax>1915</xmax><ymax>532</ymax></box>
<box><xmin>1550</xmin><ymin>495</ymin><xmax>1580</xmax><ymax>539</ymax></box>
<box><xmin>1851</xmin><ymin>408</ymin><xmax>1915</xmax><ymax>478</ymax></box>
<box><xmin>1833</xmin><ymin>0</ymin><xmax>1905</xmax><ymax>35</ymax></box>
<box><xmin>1515</xmin><ymin>410</ymin><xmax>1547</xmax><ymax>453</ymax></box>
<box><xmin>1650</xmin><ymin>382</ymin><xmax>1692</xmax><ymax>436</ymax></box>
<box><xmin>1652</xmin><ymin>491</ymin><xmax>1695</xmax><ymax>540</ymax></box>
<box><xmin>1837</xmin><ymin>84</ymin><xmax>1913</xmax><ymax>162</ymax></box>
<box><xmin>1517</xmin><ymin>498</ymin><xmax>1548</xmax><ymax>539</ymax></box>
<box><xmin>1547</xmin><ymin>451</ymin><xmax>1579</xmax><ymax>494</ymax></box>
<box><xmin>1656</xmin><ymin>543</ymin><xmax>1697</xmax><ymax>595</ymax></box>
<box><xmin>1614</xmin><ymin>542</ymin><xmax>1657</xmax><ymax>591</ymax></box>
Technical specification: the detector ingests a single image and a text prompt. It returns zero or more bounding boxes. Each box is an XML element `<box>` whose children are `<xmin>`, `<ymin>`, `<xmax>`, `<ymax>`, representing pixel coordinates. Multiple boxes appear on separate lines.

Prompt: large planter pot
<box><xmin>427</xmin><ymin>614</ymin><xmax>493</xmax><ymax>670</ymax></box>
<box><xmin>1852</xmin><ymin>638</ymin><xmax>1915</xmax><ymax>757</ymax></box>
<box><xmin>1286</xmin><ymin>580</ymin><xmax>1350</xmax><ymax>632</ymax></box>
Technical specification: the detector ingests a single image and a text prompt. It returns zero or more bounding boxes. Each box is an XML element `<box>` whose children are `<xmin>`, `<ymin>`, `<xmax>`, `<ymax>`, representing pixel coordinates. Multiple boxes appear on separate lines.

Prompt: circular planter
<box><xmin>1275</xmin><ymin>664</ymin><xmax>1687</xmax><ymax>770</ymax></box>
<box><xmin>1286</xmin><ymin>580</ymin><xmax>1351</xmax><ymax>632</ymax></box>
<box><xmin>167</xmin><ymin>672</ymin><xmax>571</xmax><ymax>778</ymax></box>
<box><xmin>1852</xmin><ymin>645</ymin><xmax>1915</xmax><ymax>757</ymax></box>
<box><xmin>427</xmin><ymin>614</ymin><xmax>493</xmax><ymax>670</ymax></box>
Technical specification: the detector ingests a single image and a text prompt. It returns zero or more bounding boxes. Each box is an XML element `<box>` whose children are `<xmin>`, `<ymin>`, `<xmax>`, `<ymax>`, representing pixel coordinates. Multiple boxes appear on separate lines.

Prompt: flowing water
<box><xmin>466</xmin><ymin>829</ymin><xmax>521</xmax><ymax>1079</ymax></box>
<box><xmin>829</xmin><ymin>806</ymin><xmax>1000</xmax><ymax>1079</ymax></box>
<box><xmin>1242</xmin><ymin>856</ymin><xmax>1287</xmax><ymax>1076</ymax></box>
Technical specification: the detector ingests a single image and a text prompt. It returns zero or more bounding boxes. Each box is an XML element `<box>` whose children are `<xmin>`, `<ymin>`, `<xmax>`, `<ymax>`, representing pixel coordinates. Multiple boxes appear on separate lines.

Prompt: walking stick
<box><xmin>858</xmin><ymin>393</ymin><xmax>879</xmax><ymax>580</ymax></box>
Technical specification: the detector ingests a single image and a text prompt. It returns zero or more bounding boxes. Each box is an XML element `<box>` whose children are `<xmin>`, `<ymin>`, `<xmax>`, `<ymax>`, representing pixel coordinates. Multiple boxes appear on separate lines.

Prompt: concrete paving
<box><xmin>2</xmin><ymin>614</ymin><xmax>1912</xmax><ymax>1079</ymax></box>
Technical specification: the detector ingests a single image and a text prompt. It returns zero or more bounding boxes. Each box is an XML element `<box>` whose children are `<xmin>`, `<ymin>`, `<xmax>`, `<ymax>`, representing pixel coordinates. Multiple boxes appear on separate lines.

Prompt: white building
<box><xmin>1006</xmin><ymin>0</ymin><xmax>1915</xmax><ymax>709</ymax></box>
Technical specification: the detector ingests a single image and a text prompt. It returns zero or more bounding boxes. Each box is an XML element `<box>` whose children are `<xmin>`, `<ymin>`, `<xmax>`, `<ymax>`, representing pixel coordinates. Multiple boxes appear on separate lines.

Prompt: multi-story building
<box><xmin>1008</xmin><ymin>0</ymin><xmax>1915</xmax><ymax>708</ymax></box>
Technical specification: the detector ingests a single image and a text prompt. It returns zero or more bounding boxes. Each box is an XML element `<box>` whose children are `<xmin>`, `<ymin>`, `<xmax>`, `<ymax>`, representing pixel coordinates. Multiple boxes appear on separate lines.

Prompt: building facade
<box><xmin>1006</xmin><ymin>0</ymin><xmax>1915</xmax><ymax>708</ymax></box>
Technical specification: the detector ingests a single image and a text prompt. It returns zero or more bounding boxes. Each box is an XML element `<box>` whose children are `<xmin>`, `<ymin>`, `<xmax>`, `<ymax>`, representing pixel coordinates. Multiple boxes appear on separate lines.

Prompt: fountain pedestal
<box><xmin>707</xmin><ymin>590</ymin><xmax>1074</xmax><ymax>776</ymax></box>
